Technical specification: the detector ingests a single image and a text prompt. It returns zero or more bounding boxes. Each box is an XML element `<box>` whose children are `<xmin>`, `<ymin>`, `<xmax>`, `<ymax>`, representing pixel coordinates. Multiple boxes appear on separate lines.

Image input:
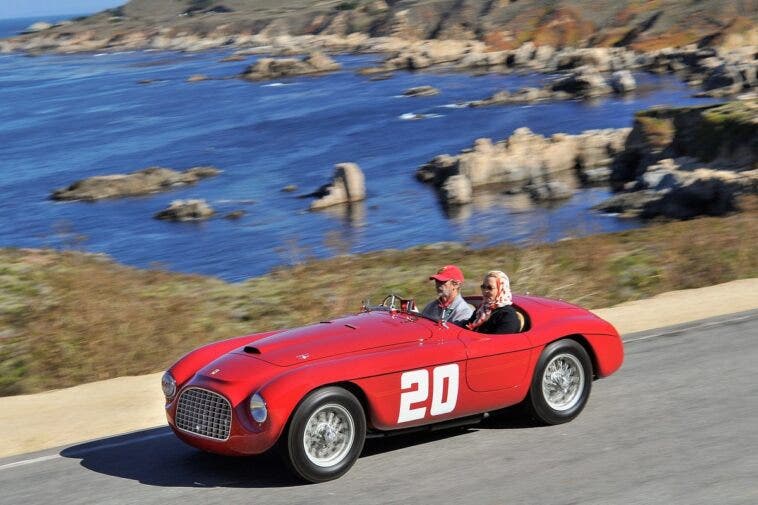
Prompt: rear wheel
<box><xmin>283</xmin><ymin>386</ymin><xmax>366</xmax><ymax>483</ymax></box>
<box><xmin>527</xmin><ymin>339</ymin><xmax>592</xmax><ymax>425</ymax></box>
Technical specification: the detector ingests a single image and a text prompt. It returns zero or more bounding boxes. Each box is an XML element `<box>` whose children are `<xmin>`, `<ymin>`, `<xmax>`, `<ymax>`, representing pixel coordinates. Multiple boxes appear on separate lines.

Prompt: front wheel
<box><xmin>282</xmin><ymin>386</ymin><xmax>366</xmax><ymax>483</ymax></box>
<box><xmin>526</xmin><ymin>339</ymin><xmax>592</xmax><ymax>425</ymax></box>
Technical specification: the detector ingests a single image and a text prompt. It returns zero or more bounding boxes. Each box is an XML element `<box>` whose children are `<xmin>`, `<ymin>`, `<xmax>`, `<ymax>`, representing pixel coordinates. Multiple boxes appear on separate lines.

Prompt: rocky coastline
<box><xmin>9</xmin><ymin>1</ymin><xmax>757</xmax><ymax>224</ymax></box>
<box><xmin>1</xmin><ymin>0</ymin><xmax>756</xmax><ymax>98</ymax></box>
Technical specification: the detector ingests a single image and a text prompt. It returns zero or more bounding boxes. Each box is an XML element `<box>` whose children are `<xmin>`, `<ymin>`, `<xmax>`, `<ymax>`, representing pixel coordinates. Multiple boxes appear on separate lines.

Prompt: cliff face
<box><xmin>8</xmin><ymin>0</ymin><xmax>758</xmax><ymax>52</ymax></box>
<box><xmin>598</xmin><ymin>100</ymin><xmax>758</xmax><ymax>220</ymax></box>
<box><xmin>611</xmin><ymin>101</ymin><xmax>758</xmax><ymax>188</ymax></box>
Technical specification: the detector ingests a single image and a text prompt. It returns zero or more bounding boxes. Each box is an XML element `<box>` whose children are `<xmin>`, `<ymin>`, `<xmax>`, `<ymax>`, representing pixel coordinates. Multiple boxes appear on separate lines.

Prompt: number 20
<box><xmin>397</xmin><ymin>364</ymin><xmax>459</xmax><ymax>423</ymax></box>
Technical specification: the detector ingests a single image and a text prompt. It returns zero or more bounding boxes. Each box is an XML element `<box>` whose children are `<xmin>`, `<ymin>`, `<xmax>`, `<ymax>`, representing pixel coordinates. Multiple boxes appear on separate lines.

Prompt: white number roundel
<box><xmin>397</xmin><ymin>364</ymin><xmax>459</xmax><ymax>423</ymax></box>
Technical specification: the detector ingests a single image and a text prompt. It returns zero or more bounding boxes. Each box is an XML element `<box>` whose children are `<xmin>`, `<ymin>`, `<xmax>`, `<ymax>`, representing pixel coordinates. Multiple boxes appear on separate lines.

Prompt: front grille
<box><xmin>175</xmin><ymin>387</ymin><xmax>232</xmax><ymax>440</ymax></box>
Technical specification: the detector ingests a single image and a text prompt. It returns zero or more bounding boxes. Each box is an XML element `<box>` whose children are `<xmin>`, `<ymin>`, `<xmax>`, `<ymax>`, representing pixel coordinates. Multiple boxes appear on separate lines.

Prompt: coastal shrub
<box><xmin>609</xmin><ymin>248</ymin><xmax>662</xmax><ymax>299</ymax></box>
<box><xmin>636</xmin><ymin>115</ymin><xmax>675</xmax><ymax>150</ymax></box>
<box><xmin>336</xmin><ymin>1</ymin><xmax>359</xmax><ymax>11</ymax></box>
<box><xmin>695</xmin><ymin>102</ymin><xmax>757</xmax><ymax>162</ymax></box>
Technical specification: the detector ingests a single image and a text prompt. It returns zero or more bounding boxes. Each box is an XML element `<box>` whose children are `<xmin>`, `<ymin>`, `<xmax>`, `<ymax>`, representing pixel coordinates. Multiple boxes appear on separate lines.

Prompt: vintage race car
<box><xmin>162</xmin><ymin>294</ymin><xmax>623</xmax><ymax>482</ymax></box>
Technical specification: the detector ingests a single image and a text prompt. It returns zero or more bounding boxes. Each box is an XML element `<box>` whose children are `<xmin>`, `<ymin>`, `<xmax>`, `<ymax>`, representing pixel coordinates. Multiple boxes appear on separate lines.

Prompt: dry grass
<box><xmin>1</xmin><ymin>210</ymin><xmax>756</xmax><ymax>396</ymax></box>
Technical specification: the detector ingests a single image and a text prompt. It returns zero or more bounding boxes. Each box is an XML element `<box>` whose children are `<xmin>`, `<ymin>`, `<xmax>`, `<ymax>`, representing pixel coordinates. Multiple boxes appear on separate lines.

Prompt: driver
<box><xmin>421</xmin><ymin>265</ymin><xmax>473</xmax><ymax>324</ymax></box>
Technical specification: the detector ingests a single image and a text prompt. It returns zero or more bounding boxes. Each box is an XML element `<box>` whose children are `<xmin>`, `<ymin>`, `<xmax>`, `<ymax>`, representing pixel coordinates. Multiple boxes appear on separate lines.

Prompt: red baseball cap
<box><xmin>430</xmin><ymin>265</ymin><xmax>464</xmax><ymax>283</ymax></box>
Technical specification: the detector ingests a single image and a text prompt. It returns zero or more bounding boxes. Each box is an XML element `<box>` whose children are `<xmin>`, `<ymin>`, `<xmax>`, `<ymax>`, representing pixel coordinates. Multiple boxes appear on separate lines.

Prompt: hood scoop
<box><xmin>243</xmin><ymin>346</ymin><xmax>261</xmax><ymax>354</ymax></box>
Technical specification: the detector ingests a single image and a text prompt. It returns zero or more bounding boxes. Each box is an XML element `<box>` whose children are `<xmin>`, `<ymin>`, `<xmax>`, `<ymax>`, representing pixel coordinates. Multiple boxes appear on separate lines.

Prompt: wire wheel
<box><xmin>527</xmin><ymin>339</ymin><xmax>592</xmax><ymax>425</ymax></box>
<box><xmin>541</xmin><ymin>353</ymin><xmax>585</xmax><ymax>411</ymax></box>
<box><xmin>302</xmin><ymin>403</ymin><xmax>355</xmax><ymax>467</ymax></box>
<box><xmin>283</xmin><ymin>386</ymin><xmax>366</xmax><ymax>483</ymax></box>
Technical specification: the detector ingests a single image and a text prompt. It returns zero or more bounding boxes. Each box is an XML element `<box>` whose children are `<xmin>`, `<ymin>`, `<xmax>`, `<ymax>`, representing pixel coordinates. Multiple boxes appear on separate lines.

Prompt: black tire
<box><xmin>282</xmin><ymin>386</ymin><xmax>366</xmax><ymax>483</ymax></box>
<box><xmin>526</xmin><ymin>339</ymin><xmax>593</xmax><ymax>425</ymax></box>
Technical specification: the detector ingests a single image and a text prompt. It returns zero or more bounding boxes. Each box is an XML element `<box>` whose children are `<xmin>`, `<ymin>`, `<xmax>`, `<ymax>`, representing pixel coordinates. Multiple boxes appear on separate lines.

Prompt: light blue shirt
<box><xmin>421</xmin><ymin>294</ymin><xmax>473</xmax><ymax>324</ymax></box>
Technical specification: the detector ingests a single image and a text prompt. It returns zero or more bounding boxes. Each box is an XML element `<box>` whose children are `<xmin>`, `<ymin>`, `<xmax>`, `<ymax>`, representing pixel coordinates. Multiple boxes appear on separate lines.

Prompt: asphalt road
<box><xmin>2</xmin><ymin>311</ymin><xmax>757</xmax><ymax>505</ymax></box>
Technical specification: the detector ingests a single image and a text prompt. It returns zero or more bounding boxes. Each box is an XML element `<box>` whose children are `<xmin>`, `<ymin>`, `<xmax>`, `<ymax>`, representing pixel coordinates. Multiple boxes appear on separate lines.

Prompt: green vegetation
<box><xmin>335</xmin><ymin>1</ymin><xmax>360</xmax><ymax>11</ymax></box>
<box><xmin>635</xmin><ymin>101</ymin><xmax>758</xmax><ymax>162</ymax></box>
<box><xmin>635</xmin><ymin>115</ymin><xmax>675</xmax><ymax>150</ymax></box>
<box><xmin>697</xmin><ymin>101</ymin><xmax>758</xmax><ymax>162</ymax></box>
<box><xmin>0</xmin><ymin>208</ymin><xmax>756</xmax><ymax>396</ymax></box>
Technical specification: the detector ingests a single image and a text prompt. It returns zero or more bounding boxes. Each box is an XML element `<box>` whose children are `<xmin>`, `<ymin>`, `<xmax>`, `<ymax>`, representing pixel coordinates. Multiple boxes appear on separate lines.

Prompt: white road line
<box><xmin>0</xmin><ymin>431</ymin><xmax>172</xmax><ymax>471</ymax></box>
<box><xmin>623</xmin><ymin>314</ymin><xmax>755</xmax><ymax>343</ymax></box>
<box><xmin>0</xmin><ymin>454</ymin><xmax>61</xmax><ymax>470</ymax></box>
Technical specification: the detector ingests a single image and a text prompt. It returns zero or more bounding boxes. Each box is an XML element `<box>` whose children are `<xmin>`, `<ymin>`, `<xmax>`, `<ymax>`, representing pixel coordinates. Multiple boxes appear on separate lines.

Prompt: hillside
<box><xmin>5</xmin><ymin>0</ymin><xmax>757</xmax><ymax>52</ymax></box>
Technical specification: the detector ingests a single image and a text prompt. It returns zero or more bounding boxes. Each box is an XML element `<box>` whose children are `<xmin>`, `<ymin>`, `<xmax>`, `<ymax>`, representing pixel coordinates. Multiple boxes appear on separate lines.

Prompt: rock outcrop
<box><xmin>595</xmin><ymin>158</ymin><xmax>756</xmax><ymax>219</ymax></box>
<box><xmin>418</xmin><ymin>127</ymin><xmax>630</xmax><ymax>186</ymax></box>
<box><xmin>468</xmin><ymin>67</ymin><xmax>637</xmax><ymax>107</ymax></box>
<box><xmin>597</xmin><ymin>100</ymin><xmax>758</xmax><ymax>218</ymax></box>
<box><xmin>240</xmin><ymin>51</ymin><xmax>340</xmax><ymax>81</ymax></box>
<box><xmin>310</xmin><ymin>162</ymin><xmax>366</xmax><ymax>210</ymax></box>
<box><xmin>51</xmin><ymin>166</ymin><xmax>221</xmax><ymax>201</ymax></box>
<box><xmin>403</xmin><ymin>85</ymin><xmax>440</xmax><ymax>97</ymax></box>
<box><xmin>155</xmin><ymin>199</ymin><xmax>215</xmax><ymax>221</ymax></box>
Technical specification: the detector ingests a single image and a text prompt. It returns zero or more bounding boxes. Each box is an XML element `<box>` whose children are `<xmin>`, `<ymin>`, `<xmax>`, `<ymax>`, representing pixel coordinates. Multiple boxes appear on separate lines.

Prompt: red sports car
<box><xmin>162</xmin><ymin>294</ymin><xmax>623</xmax><ymax>482</ymax></box>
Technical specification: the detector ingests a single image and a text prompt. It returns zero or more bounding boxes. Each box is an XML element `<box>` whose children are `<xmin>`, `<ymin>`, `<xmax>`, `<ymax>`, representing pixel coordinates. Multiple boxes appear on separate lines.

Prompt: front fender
<box><xmin>168</xmin><ymin>330</ymin><xmax>283</xmax><ymax>387</ymax></box>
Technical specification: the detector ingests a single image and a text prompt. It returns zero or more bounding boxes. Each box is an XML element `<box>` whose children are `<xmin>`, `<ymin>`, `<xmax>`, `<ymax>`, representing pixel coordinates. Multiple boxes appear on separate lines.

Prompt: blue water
<box><xmin>0</xmin><ymin>18</ymin><xmax>719</xmax><ymax>281</ymax></box>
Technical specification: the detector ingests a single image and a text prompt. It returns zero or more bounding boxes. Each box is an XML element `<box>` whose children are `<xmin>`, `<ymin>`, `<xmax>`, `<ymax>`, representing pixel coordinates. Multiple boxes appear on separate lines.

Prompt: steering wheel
<box><xmin>381</xmin><ymin>294</ymin><xmax>398</xmax><ymax>309</ymax></box>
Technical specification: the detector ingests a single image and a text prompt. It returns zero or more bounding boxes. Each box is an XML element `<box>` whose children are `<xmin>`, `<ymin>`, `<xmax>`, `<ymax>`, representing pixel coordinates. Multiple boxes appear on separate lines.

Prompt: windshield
<box><xmin>363</xmin><ymin>294</ymin><xmax>448</xmax><ymax>324</ymax></box>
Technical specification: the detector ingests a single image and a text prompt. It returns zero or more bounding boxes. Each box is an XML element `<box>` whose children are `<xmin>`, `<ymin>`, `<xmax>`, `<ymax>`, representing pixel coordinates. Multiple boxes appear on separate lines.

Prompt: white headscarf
<box><xmin>467</xmin><ymin>270</ymin><xmax>512</xmax><ymax>330</ymax></box>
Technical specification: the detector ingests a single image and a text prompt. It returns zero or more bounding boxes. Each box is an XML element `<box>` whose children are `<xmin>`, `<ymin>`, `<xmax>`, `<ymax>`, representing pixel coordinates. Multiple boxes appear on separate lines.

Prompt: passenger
<box><xmin>421</xmin><ymin>264</ymin><xmax>473</xmax><ymax>324</ymax></box>
<box><xmin>465</xmin><ymin>270</ymin><xmax>521</xmax><ymax>334</ymax></box>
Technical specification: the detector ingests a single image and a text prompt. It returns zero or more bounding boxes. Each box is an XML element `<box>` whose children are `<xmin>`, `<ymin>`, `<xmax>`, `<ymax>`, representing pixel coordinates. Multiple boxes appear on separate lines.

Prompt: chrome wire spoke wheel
<box><xmin>302</xmin><ymin>403</ymin><xmax>355</xmax><ymax>468</ymax></box>
<box><xmin>541</xmin><ymin>353</ymin><xmax>585</xmax><ymax>411</ymax></box>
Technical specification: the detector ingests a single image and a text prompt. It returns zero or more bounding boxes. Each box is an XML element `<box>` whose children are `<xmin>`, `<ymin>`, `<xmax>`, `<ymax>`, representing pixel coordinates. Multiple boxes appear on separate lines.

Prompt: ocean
<box><xmin>0</xmin><ymin>17</ymin><xmax>718</xmax><ymax>281</ymax></box>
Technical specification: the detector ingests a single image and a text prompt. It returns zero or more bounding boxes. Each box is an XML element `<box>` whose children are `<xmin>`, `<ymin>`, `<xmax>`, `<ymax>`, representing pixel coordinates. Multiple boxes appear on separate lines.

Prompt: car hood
<box><xmin>230</xmin><ymin>311</ymin><xmax>432</xmax><ymax>367</ymax></box>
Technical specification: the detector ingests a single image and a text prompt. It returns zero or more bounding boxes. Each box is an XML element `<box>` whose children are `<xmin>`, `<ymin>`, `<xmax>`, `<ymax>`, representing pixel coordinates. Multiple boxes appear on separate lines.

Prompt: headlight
<box><xmin>161</xmin><ymin>372</ymin><xmax>176</xmax><ymax>399</ymax></box>
<box><xmin>249</xmin><ymin>392</ymin><xmax>268</xmax><ymax>423</ymax></box>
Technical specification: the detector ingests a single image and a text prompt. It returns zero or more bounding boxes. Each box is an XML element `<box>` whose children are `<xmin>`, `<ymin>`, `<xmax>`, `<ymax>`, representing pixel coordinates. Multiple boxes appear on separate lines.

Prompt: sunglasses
<box><xmin>480</xmin><ymin>284</ymin><xmax>495</xmax><ymax>291</ymax></box>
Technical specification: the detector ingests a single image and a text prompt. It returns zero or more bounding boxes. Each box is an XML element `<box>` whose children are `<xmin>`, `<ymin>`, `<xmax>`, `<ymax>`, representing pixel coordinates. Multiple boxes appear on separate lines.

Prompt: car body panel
<box><xmin>165</xmin><ymin>294</ymin><xmax>623</xmax><ymax>456</ymax></box>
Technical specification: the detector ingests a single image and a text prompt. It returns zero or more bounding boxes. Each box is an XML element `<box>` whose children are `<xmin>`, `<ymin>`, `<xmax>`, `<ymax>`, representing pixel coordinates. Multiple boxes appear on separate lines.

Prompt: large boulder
<box><xmin>610</xmin><ymin>70</ymin><xmax>637</xmax><ymax>94</ymax></box>
<box><xmin>51</xmin><ymin>166</ymin><xmax>221</xmax><ymax>201</ymax></box>
<box><xmin>550</xmin><ymin>67</ymin><xmax>612</xmax><ymax>98</ymax></box>
<box><xmin>155</xmin><ymin>199</ymin><xmax>215</xmax><ymax>221</ymax></box>
<box><xmin>310</xmin><ymin>162</ymin><xmax>366</xmax><ymax>210</ymax></box>
<box><xmin>240</xmin><ymin>51</ymin><xmax>340</xmax><ymax>80</ymax></box>
<box><xmin>403</xmin><ymin>85</ymin><xmax>440</xmax><ymax>97</ymax></box>
<box><xmin>441</xmin><ymin>175</ymin><xmax>473</xmax><ymax>205</ymax></box>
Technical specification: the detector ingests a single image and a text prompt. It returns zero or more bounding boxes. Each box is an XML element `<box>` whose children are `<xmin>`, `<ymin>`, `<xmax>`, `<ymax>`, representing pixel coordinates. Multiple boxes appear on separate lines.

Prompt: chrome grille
<box><xmin>175</xmin><ymin>388</ymin><xmax>232</xmax><ymax>440</ymax></box>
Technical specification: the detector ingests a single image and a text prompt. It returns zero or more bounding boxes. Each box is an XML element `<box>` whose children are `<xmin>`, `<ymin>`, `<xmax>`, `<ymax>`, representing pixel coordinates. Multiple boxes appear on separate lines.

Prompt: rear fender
<box><xmin>526</xmin><ymin>312</ymin><xmax>623</xmax><ymax>379</ymax></box>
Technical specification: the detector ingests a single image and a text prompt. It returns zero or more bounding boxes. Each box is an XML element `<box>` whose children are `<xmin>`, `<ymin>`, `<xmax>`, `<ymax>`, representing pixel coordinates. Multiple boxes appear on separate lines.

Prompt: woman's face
<box><xmin>481</xmin><ymin>276</ymin><xmax>498</xmax><ymax>303</ymax></box>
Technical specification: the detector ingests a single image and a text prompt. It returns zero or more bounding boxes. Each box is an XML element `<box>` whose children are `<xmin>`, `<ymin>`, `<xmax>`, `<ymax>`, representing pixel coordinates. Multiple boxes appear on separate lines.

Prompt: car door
<box><xmin>457</xmin><ymin>324</ymin><xmax>532</xmax><ymax>392</ymax></box>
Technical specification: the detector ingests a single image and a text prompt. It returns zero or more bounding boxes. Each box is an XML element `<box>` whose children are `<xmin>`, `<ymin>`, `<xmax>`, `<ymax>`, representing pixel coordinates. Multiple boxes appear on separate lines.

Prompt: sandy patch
<box><xmin>2</xmin><ymin>278</ymin><xmax>756</xmax><ymax>458</ymax></box>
